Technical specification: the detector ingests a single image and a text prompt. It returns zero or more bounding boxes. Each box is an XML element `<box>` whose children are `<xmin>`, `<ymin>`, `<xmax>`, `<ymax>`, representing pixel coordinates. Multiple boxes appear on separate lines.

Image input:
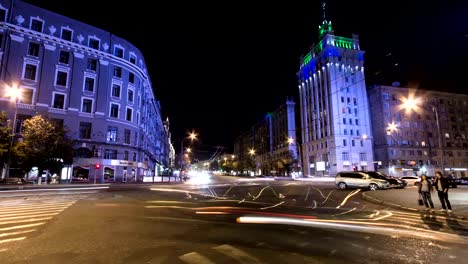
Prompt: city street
<box><xmin>0</xmin><ymin>174</ymin><xmax>467</xmax><ymax>263</ymax></box>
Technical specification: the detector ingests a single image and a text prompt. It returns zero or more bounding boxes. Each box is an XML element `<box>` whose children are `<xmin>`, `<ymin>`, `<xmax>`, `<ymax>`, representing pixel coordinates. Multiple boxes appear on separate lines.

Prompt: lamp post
<box><xmin>287</xmin><ymin>137</ymin><xmax>302</xmax><ymax>177</ymax></box>
<box><xmin>4</xmin><ymin>83</ymin><xmax>21</xmax><ymax>179</ymax></box>
<box><xmin>248</xmin><ymin>148</ymin><xmax>256</xmax><ymax>176</ymax></box>
<box><xmin>401</xmin><ymin>96</ymin><xmax>444</xmax><ymax>175</ymax></box>
<box><xmin>179</xmin><ymin>131</ymin><xmax>197</xmax><ymax>180</ymax></box>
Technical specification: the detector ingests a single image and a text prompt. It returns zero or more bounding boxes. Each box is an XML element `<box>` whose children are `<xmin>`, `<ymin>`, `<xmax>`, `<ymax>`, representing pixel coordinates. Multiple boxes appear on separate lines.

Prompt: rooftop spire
<box><xmin>322</xmin><ymin>1</ymin><xmax>326</xmax><ymax>21</ymax></box>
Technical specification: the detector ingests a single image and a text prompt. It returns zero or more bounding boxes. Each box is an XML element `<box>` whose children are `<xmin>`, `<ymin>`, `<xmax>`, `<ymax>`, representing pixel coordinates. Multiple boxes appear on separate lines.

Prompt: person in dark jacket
<box><xmin>433</xmin><ymin>171</ymin><xmax>452</xmax><ymax>213</ymax></box>
<box><xmin>418</xmin><ymin>174</ymin><xmax>434</xmax><ymax>211</ymax></box>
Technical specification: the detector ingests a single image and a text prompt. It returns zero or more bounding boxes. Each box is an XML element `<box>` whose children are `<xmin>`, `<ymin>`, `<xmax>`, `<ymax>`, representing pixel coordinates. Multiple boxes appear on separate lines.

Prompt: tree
<box><xmin>14</xmin><ymin>114</ymin><xmax>74</xmax><ymax>179</ymax></box>
<box><xmin>0</xmin><ymin>111</ymin><xmax>12</xmax><ymax>169</ymax></box>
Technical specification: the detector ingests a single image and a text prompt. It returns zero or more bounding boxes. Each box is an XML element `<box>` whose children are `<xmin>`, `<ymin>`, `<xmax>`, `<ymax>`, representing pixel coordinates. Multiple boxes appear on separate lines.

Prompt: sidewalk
<box><xmin>362</xmin><ymin>185</ymin><xmax>468</xmax><ymax>220</ymax></box>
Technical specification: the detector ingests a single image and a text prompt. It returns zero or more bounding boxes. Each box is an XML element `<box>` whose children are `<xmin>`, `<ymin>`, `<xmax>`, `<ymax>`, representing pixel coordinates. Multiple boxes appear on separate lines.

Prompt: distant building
<box><xmin>0</xmin><ymin>0</ymin><xmax>169</xmax><ymax>182</ymax></box>
<box><xmin>234</xmin><ymin>99</ymin><xmax>298</xmax><ymax>176</ymax></box>
<box><xmin>297</xmin><ymin>17</ymin><xmax>374</xmax><ymax>177</ymax></box>
<box><xmin>368</xmin><ymin>84</ymin><xmax>468</xmax><ymax>178</ymax></box>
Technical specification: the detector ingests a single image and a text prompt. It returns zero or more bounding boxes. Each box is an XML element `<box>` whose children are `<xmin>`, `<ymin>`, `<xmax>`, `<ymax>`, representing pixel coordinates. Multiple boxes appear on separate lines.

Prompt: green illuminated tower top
<box><xmin>318</xmin><ymin>1</ymin><xmax>333</xmax><ymax>38</ymax></box>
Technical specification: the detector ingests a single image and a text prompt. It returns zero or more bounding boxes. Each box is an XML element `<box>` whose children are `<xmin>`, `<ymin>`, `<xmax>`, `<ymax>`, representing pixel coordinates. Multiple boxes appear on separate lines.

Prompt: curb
<box><xmin>361</xmin><ymin>191</ymin><xmax>466</xmax><ymax>220</ymax></box>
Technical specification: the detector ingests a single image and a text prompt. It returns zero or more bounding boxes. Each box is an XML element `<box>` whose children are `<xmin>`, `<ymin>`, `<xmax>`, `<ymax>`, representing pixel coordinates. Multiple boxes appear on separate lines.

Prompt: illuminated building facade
<box><xmin>0</xmin><ymin>0</ymin><xmax>169</xmax><ymax>182</ymax></box>
<box><xmin>369</xmin><ymin>85</ymin><xmax>468</xmax><ymax>177</ymax></box>
<box><xmin>297</xmin><ymin>16</ymin><xmax>374</xmax><ymax>177</ymax></box>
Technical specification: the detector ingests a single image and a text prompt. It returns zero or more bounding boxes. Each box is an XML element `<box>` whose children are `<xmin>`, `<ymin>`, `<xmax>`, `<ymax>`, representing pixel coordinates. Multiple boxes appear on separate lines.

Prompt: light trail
<box><xmin>336</xmin><ymin>189</ymin><xmax>361</xmax><ymax>209</ymax></box>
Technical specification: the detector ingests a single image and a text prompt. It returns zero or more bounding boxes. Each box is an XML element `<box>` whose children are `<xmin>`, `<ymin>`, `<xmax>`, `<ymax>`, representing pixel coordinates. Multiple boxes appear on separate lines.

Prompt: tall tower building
<box><xmin>297</xmin><ymin>3</ymin><xmax>374</xmax><ymax>176</ymax></box>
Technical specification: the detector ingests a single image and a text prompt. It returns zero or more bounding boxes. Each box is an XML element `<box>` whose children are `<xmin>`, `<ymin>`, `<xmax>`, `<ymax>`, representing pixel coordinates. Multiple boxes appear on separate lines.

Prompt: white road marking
<box><xmin>179</xmin><ymin>252</ymin><xmax>216</xmax><ymax>264</ymax></box>
<box><xmin>213</xmin><ymin>244</ymin><xmax>262</xmax><ymax>264</ymax></box>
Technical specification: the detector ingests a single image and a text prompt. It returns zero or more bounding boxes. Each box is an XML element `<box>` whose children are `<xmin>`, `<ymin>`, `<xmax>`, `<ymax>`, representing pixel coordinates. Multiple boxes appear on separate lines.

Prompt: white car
<box><xmin>400</xmin><ymin>176</ymin><xmax>421</xmax><ymax>186</ymax></box>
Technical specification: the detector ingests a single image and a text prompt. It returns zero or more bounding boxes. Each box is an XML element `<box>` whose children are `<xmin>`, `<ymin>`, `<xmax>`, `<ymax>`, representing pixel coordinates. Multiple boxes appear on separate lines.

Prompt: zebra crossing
<box><xmin>0</xmin><ymin>195</ymin><xmax>85</xmax><ymax>250</ymax></box>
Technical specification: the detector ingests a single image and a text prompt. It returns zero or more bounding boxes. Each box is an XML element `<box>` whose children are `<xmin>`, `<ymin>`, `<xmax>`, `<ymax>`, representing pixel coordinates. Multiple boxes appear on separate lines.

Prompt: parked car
<box><xmin>362</xmin><ymin>171</ymin><xmax>407</xmax><ymax>189</ymax></box>
<box><xmin>0</xmin><ymin>177</ymin><xmax>35</xmax><ymax>185</ymax></box>
<box><xmin>335</xmin><ymin>171</ymin><xmax>391</xmax><ymax>191</ymax></box>
<box><xmin>400</xmin><ymin>176</ymin><xmax>421</xmax><ymax>186</ymax></box>
<box><xmin>456</xmin><ymin>177</ymin><xmax>468</xmax><ymax>185</ymax></box>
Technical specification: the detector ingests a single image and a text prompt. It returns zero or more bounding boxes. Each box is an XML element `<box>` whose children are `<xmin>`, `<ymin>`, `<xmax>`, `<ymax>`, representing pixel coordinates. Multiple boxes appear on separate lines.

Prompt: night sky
<box><xmin>24</xmin><ymin>0</ymin><xmax>468</xmax><ymax>159</ymax></box>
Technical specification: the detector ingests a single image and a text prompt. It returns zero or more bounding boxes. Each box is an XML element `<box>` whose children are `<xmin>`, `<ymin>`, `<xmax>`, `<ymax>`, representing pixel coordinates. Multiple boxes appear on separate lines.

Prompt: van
<box><xmin>335</xmin><ymin>171</ymin><xmax>390</xmax><ymax>191</ymax></box>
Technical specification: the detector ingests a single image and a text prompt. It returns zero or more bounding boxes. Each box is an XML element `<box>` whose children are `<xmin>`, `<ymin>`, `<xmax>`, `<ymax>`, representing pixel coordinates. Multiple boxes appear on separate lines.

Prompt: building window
<box><xmin>353</xmin><ymin>98</ymin><xmax>357</xmax><ymax>105</ymax></box>
<box><xmin>110</xmin><ymin>103</ymin><xmax>119</xmax><ymax>118</ymax></box>
<box><xmin>350</xmin><ymin>129</ymin><xmax>354</xmax><ymax>135</ymax></box>
<box><xmin>344</xmin><ymin>129</ymin><xmax>347</xmax><ymax>135</ymax></box>
<box><xmin>342</xmin><ymin>152</ymin><xmax>349</xmax><ymax>161</ymax></box>
<box><xmin>129</xmin><ymin>54</ymin><xmax>136</xmax><ymax>64</ymax></box>
<box><xmin>87</xmin><ymin>58</ymin><xmax>97</xmax><ymax>71</ymax></box>
<box><xmin>59</xmin><ymin>50</ymin><xmax>70</xmax><ymax>64</ymax></box>
<box><xmin>343</xmin><ymin>118</ymin><xmax>346</xmax><ymax>124</ymax></box>
<box><xmin>124</xmin><ymin>151</ymin><xmax>129</xmax><ymax>160</ymax></box>
<box><xmin>134</xmin><ymin>132</ymin><xmax>138</xmax><ymax>146</ymax></box>
<box><xmin>136</xmin><ymin>112</ymin><xmax>140</xmax><ymax>125</ymax></box>
<box><xmin>127</xmin><ymin>89</ymin><xmax>134</xmax><ymax>103</ymax></box>
<box><xmin>124</xmin><ymin>129</ymin><xmax>131</xmax><ymax>144</ymax></box>
<box><xmin>55</xmin><ymin>71</ymin><xmax>68</xmax><ymax>86</ymax></box>
<box><xmin>343</xmin><ymin>139</ymin><xmax>347</xmax><ymax>147</ymax></box>
<box><xmin>84</xmin><ymin>77</ymin><xmax>95</xmax><ymax>92</ymax></box>
<box><xmin>349</xmin><ymin>119</ymin><xmax>352</xmax><ymax>125</ymax></box>
<box><xmin>359</xmin><ymin>153</ymin><xmax>367</xmax><ymax>161</ymax></box>
<box><xmin>104</xmin><ymin>149</ymin><xmax>118</xmax><ymax>159</ymax></box>
<box><xmin>356</xmin><ymin>129</ymin><xmax>360</xmax><ymax>136</ymax></box>
<box><xmin>352</xmin><ymin>140</ymin><xmax>355</xmax><ymax>147</ymax></box>
<box><xmin>52</xmin><ymin>93</ymin><xmax>65</xmax><ymax>109</ymax></box>
<box><xmin>360</xmin><ymin>140</ymin><xmax>364</xmax><ymax>147</ymax></box>
<box><xmin>133</xmin><ymin>152</ymin><xmax>137</xmax><ymax>161</ymax></box>
<box><xmin>341</xmin><ymin>96</ymin><xmax>344</xmax><ymax>103</ymax></box>
<box><xmin>114</xmin><ymin>46</ymin><xmax>124</xmax><ymax>58</ymax></box>
<box><xmin>82</xmin><ymin>98</ymin><xmax>93</xmax><ymax>113</ymax></box>
<box><xmin>88</xmin><ymin>37</ymin><xmax>100</xmax><ymax>50</ymax></box>
<box><xmin>28</xmin><ymin>42</ymin><xmax>40</xmax><ymax>57</ymax></box>
<box><xmin>79</xmin><ymin>122</ymin><xmax>92</xmax><ymax>139</ymax></box>
<box><xmin>30</xmin><ymin>18</ymin><xmax>43</xmax><ymax>32</ymax></box>
<box><xmin>20</xmin><ymin>88</ymin><xmax>34</xmax><ymax>104</ymax></box>
<box><xmin>113</xmin><ymin>66</ymin><xmax>122</xmax><ymax>78</ymax></box>
<box><xmin>107</xmin><ymin>126</ymin><xmax>118</xmax><ymax>143</ymax></box>
<box><xmin>355</xmin><ymin>119</ymin><xmax>359</xmax><ymax>125</ymax></box>
<box><xmin>126</xmin><ymin>107</ymin><xmax>133</xmax><ymax>121</ymax></box>
<box><xmin>129</xmin><ymin>72</ymin><xmax>135</xmax><ymax>84</ymax></box>
<box><xmin>0</xmin><ymin>8</ymin><xmax>6</xmax><ymax>22</ymax></box>
<box><xmin>112</xmin><ymin>84</ymin><xmax>121</xmax><ymax>98</ymax></box>
<box><xmin>23</xmin><ymin>63</ymin><xmax>37</xmax><ymax>81</ymax></box>
<box><xmin>61</xmin><ymin>28</ymin><xmax>72</xmax><ymax>41</ymax></box>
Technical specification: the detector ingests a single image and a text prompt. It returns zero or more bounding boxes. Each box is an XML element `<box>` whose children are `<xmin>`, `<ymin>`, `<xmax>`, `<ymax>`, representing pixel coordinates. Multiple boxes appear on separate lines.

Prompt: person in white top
<box><xmin>418</xmin><ymin>174</ymin><xmax>434</xmax><ymax>211</ymax></box>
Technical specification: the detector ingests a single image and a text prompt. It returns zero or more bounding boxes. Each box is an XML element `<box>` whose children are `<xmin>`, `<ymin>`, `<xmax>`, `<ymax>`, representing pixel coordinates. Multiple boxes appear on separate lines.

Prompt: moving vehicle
<box><xmin>400</xmin><ymin>176</ymin><xmax>421</xmax><ymax>186</ymax></box>
<box><xmin>362</xmin><ymin>171</ymin><xmax>407</xmax><ymax>189</ymax></box>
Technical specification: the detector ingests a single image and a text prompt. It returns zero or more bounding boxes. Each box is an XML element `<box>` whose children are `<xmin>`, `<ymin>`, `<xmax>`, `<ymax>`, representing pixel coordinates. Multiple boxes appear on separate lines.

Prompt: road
<box><xmin>0</xmin><ymin>174</ymin><xmax>467</xmax><ymax>263</ymax></box>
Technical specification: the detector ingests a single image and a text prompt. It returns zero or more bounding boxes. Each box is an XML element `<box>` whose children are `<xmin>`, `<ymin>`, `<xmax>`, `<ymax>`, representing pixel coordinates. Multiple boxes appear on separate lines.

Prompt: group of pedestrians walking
<box><xmin>418</xmin><ymin>171</ymin><xmax>452</xmax><ymax>213</ymax></box>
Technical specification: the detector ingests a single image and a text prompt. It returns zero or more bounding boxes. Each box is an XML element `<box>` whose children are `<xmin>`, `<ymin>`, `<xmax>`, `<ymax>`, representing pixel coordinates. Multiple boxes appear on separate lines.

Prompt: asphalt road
<box><xmin>0</xmin><ymin>175</ymin><xmax>467</xmax><ymax>264</ymax></box>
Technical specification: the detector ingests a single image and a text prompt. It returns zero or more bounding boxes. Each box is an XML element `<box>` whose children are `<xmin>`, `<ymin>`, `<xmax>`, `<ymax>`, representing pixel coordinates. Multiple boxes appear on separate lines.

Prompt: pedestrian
<box><xmin>433</xmin><ymin>171</ymin><xmax>452</xmax><ymax>213</ymax></box>
<box><xmin>418</xmin><ymin>174</ymin><xmax>434</xmax><ymax>211</ymax></box>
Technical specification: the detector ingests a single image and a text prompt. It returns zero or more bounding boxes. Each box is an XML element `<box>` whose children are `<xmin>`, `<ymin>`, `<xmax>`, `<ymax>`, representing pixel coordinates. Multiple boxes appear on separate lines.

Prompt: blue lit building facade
<box><xmin>0</xmin><ymin>0</ymin><xmax>169</xmax><ymax>182</ymax></box>
<box><xmin>297</xmin><ymin>19</ymin><xmax>374</xmax><ymax>177</ymax></box>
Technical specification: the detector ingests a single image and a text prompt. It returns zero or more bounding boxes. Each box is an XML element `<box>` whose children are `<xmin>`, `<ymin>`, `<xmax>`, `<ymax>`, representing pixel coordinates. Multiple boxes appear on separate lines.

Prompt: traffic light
<box><xmin>95</xmin><ymin>164</ymin><xmax>101</xmax><ymax>169</ymax></box>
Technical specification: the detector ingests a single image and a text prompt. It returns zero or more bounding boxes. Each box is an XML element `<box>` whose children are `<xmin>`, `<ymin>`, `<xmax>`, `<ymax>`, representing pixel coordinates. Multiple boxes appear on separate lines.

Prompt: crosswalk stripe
<box><xmin>0</xmin><ymin>212</ymin><xmax>60</xmax><ymax>222</ymax></box>
<box><xmin>0</xmin><ymin>237</ymin><xmax>26</xmax><ymax>244</ymax></box>
<box><xmin>213</xmin><ymin>244</ymin><xmax>262</xmax><ymax>264</ymax></box>
<box><xmin>0</xmin><ymin>229</ymin><xmax>36</xmax><ymax>238</ymax></box>
<box><xmin>0</xmin><ymin>217</ymin><xmax>53</xmax><ymax>226</ymax></box>
<box><xmin>179</xmin><ymin>252</ymin><xmax>216</xmax><ymax>264</ymax></box>
<box><xmin>0</xmin><ymin>202</ymin><xmax>74</xmax><ymax>209</ymax></box>
<box><xmin>0</xmin><ymin>208</ymin><xmax>65</xmax><ymax>218</ymax></box>
<box><xmin>0</xmin><ymin>222</ymin><xmax>45</xmax><ymax>231</ymax></box>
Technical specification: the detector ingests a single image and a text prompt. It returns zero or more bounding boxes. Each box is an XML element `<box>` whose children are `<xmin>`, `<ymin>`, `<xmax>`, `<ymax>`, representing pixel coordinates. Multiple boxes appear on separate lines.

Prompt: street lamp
<box><xmin>179</xmin><ymin>131</ymin><xmax>197</xmax><ymax>179</ymax></box>
<box><xmin>4</xmin><ymin>83</ymin><xmax>22</xmax><ymax>179</ymax></box>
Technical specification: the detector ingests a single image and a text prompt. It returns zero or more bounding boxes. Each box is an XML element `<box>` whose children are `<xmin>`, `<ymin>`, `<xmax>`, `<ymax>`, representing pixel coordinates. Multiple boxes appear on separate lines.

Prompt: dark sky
<box><xmin>24</xmin><ymin>0</ymin><xmax>468</xmax><ymax>159</ymax></box>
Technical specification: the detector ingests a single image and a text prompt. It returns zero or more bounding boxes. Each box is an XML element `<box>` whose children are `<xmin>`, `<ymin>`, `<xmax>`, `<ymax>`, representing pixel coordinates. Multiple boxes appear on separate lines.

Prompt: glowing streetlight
<box><xmin>248</xmin><ymin>148</ymin><xmax>256</xmax><ymax>156</ymax></box>
<box><xmin>4</xmin><ymin>83</ymin><xmax>22</xmax><ymax>178</ymax></box>
<box><xmin>186</xmin><ymin>148</ymin><xmax>191</xmax><ymax>153</ymax></box>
